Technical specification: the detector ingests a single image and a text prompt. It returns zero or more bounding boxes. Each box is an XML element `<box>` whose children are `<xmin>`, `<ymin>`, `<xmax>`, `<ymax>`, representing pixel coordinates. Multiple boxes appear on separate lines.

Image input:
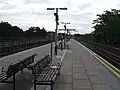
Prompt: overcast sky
<box><xmin>0</xmin><ymin>0</ymin><xmax>120</xmax><ymax>34</ymax></box>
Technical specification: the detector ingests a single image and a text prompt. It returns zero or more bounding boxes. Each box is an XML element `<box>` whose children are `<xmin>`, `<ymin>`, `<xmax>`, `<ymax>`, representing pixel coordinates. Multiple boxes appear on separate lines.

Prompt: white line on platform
<box><xmin>74</xmin><ymin>39</ymin><xmax>120</xmax><ymax>79</ymax></box>
<box><xmin>61</xmin><ymin>50</ymin><xmax>67</xmax><ymax>62</ymax></box>
<box><xmin>75</xmin><ymin>40</ymin><xmax>97</xmax><ymax>55</ymax></box>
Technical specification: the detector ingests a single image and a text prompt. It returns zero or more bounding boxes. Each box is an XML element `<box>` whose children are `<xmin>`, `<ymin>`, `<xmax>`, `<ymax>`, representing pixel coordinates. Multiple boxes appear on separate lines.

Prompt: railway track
<box><xmin>80</xmin><ymin>41</ymin><xmax>120</xmax><ymax>70</ymax></box>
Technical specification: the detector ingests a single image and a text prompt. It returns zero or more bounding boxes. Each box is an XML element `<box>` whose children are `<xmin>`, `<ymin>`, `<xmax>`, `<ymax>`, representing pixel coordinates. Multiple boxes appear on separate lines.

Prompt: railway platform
<box><xmin>0</xmin><ymin>39</ymin><xmax>120</xmax><ymax>90</ymax></box>
<box><xmin>53</xmin><ymin>39</ymin><xmax>120</xmax><ymax>90</ymax></box>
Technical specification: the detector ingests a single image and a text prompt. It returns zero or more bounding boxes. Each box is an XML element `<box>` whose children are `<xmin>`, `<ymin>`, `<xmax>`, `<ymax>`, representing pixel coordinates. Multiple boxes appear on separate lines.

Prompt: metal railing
<box><xmin>0</xmin><ymin>38</ymin><xmax>51</xmax><ymax>57</ymax></box>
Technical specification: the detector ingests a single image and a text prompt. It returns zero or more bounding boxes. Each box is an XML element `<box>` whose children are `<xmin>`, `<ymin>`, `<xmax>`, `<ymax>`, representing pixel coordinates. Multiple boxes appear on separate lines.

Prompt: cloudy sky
<box><xmin>0</xmin><ymin>0</ymin><xmax>120</xmax><ymax>34</ymax></box>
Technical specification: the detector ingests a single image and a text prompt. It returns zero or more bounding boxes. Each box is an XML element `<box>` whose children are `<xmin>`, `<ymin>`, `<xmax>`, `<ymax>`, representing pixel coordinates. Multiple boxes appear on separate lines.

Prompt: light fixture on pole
<box><xmin>47</xmin><ymin>8</ymin><xmax>67</xmax><ymax>55</ymax></box>
<box><xmin>60</xmin><ymin>22</ymin><xmax>70</xmax><ymax>49</ymax></box>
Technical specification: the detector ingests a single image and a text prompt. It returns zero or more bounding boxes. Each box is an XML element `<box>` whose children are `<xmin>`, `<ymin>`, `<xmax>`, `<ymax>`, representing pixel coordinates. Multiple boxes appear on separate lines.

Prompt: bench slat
<box><xmin>36</xmin><ymin>67</ymin><xmax>59</xmax><ymax>82</ymax></box>
<box><xmin>28</xmin><ymin>54</ymin><xmax>62</xmax><ymax>90</ymax></box>
<box><xmin>28</xmin><ymin>55</ymin><xmax>51</xmax><ymax>74</ymax></box>
<box><xmin>0</xmin><ymin>54</ymin><xmax>37</xmax><ymax>81</ymax></box>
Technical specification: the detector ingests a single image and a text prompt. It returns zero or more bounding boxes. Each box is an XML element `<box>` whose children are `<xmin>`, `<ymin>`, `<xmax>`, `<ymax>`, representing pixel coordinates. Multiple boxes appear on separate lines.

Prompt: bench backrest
<box><xmin>31</xmin><ymin>55</ymin><xmax>51</xmax><ymax>74</ymax></box>
<box><xmin>6</xmin><ymin>54</ymin><xmax>37</xmax><ymax>78</ymax></box>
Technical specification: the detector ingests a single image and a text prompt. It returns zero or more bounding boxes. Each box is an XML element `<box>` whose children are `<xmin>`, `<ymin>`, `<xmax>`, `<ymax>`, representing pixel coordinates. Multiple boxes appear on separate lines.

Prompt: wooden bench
<box><xmin>0</xmin><ymin>54</ymin><xmax>37</xmax><ymax>90</ymax></box>
<box><xmin>28</xmin><ymin>55</ymin><xmax>62</xmax><ymax>90</ymax></box>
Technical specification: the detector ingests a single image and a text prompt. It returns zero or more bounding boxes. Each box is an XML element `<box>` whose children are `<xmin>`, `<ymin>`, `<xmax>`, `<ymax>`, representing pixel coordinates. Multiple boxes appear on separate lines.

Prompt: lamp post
<box><xmin>60</xmin><ymin>22</ymin><xmax>70</xmax><ymax>49</ymax></box>
<box><xmin>47</xmin><ymin>8</ymin><xmax>67</xmax><ymax>55</ymax></box>
<box><xmin>59</xmin><ymin>22</ymin><xmax>77</xmax><ymax>49</ymax></box>
<box><xmin>50</xmin><ymin>33</ymin><xmax>53</xmax><ymax>61</ymax></box>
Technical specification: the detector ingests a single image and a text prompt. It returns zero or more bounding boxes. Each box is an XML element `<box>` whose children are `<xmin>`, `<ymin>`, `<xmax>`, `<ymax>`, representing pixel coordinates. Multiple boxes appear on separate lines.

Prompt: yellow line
<box><xmin>94</xmin><ymin>55</ymin><xmax>120</xmax><ymax>79</ymax></box>
<box><xmin>75</xmin><ymin>39</ymin><xmax>120</xmax><ymax>79</ymax></box>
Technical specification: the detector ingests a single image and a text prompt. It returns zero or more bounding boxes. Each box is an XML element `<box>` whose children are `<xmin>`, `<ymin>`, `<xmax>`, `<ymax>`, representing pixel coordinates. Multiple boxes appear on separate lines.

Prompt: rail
<box><xmin>80</xmin><ymin>41</ymin><xmax>120</xmax><ymax>70</ymax></box>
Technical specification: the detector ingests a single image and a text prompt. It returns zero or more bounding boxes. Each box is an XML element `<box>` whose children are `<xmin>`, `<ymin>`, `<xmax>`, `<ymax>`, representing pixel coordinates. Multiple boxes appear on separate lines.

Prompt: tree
<box><xmin>0</xmin><ymin>22</ymin><xmax>12</xmax><ymax>37</ymax></box>
<box><xmin>0</xmin><ymin>21</ymin><xmax>49</xmax><ymax>39</ymax></box>
<box><xmin>12</xmin><ymin>26</ymin><xmax>24</xmax><ymax>37</ymax></box>
<box><xmin>92</xmin><ymin>9</ymin><xmax>120</xmax><ymax>45</ymax></box>
<box><xmin>0</xmin><ymin>22</ymin><xmax>24</xmax><ymax>38</ymax></box>
<box><xmin>24</xmin><ymin>26</ymin><xmax>47</xmax><ymax>37</ymax></box>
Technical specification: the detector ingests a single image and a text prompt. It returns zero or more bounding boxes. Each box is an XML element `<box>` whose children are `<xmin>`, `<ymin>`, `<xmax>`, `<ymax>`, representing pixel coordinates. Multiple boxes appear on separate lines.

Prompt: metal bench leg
<box><xmin>58</xmin><ymin>70</ymin><xmax>60</xmax><ymax>76</ymax></box>
<box><xmin>58</xmin><ymin>72</ymin><xmax>60</xmax><ymax>76</ymax></box>
<box><xmin>51</xmin><ymin>84</ymin><xmax>53</xmax><ymax>90</ymax></box>
<box><xmin>34</xmin><ymin>83</ymin><xmax>36</xmax><ymax>90</ymax></box>
<box><xmin>21</xmin><ymin>69</ymin><xmax>24</xmax><ymax>74</ymax></box>
<box><xmin>13</xmin><ymin>73</ymin><xmax>16</xmax><ymax>90</ymax></box>
<box><xmin>34</xmin><ymin>75</ymin><xmax>36</xmax><ymax>90</ymax></box>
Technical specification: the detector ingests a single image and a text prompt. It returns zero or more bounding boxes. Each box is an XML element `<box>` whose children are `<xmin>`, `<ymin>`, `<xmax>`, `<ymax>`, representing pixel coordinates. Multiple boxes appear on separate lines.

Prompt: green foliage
<box><xmin>24</xmin><ymin>27</ymin><xmax>47</xmax><ymax>37</ymax></box>
<box><xmin>74</xmin><ymin>33</ymin><xmax>94</xmax><ymax>42</ymax></box>
<box><xmin>0</xmin><ymin>22</ymin><xmax>24</xmax><ymax>37</ymax></box>
<box><xmin>0</xmin><ymin>21</ymin><xmax>48</xmax><ymax>38</ymax></box>
<box><xmin>92</xmin><ymin>9</ymin><xmax>120</xmax><ymax>45</ymax></box>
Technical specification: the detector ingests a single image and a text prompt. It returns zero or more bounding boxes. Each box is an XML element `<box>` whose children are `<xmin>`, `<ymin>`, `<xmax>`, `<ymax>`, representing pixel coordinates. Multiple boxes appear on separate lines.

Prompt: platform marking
<box><xmin>61</xmin><ymin>50</ymin><xmax>67</xmax><ymax>62</ymax></box>
<box><xmin>74</xmin><ymin>40</ymin><xmax>120</xmax><ymax>79</ymax></box>
<box><xmin>95</xmin><ymin>55</ymin><xmax>120</xmax><ymax>79</ymax></box>
<box><xmin>75</xmin><ymin>40</ymin><xmax>97</xmax><ymax>55</ymax></box>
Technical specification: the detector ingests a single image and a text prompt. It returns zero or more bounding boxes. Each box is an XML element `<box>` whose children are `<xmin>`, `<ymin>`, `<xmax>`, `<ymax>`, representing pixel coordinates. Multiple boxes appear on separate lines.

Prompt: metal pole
<box><xmin>55</xmin><ymin>8</ymin><xmax>58</xmax><ymax>55</ymax></box>
<box><xmin>67</xmin><ymin>29</ymin><xmax>69</xmax><ymax>42</ymax></box>
<box><xmin>13</xmin><ymin>72</ymin><xmax>15</xmax><ymax>90</ymax></box>
<box><xmin>34</xmin><ymin>75</ymin><xmax>36</xmax><ymax>90</ymax></box>
<box><xmin>51</xmin><ymin>34</ymin><xmax>53</xmax><ymax>60</ymax></box>
<box><xmin>64</xmin><ymin>24</ymin><xmax>66</xmax><ymax>49</ymax></box>
<box><xmin>47</xmin><ymin>8</ymin><xmax>67</xmax><ymax>55</ymax></box>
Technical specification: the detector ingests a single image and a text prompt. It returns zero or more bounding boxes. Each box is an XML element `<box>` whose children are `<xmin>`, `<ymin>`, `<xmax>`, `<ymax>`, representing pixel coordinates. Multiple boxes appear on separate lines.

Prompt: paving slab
<box><xmin>73</xmin><ymin>61</ymin><xmax>82</xmax><ymax>64</ymax></box>
<box><xmin>30</xmin><ymin>85</ymin><xmax>46</xmax><ymax>90</ymax></box>
<box><xmin>86</xmin><ymin>70</ymin><xmax>101</xmax><ymax>76</ymax></box>
<box><xmin>89</xmin><ymin>75</ymin><xmax>105</xmax><ymax>84</ymax></box>
<box><xmin>60</xmin><ymin>69</ymin><xmax>72</xmax><ymax>75</ymax></box>
<box><xmin>92</xmin><ymin>84</ymin><xmax>112</xmax><ymax>90</ymax></box>
<box><xmin>73</xmin><ymin>80</ymin><xmax>92</xmax><ymax>88</ymax></box>
<box><xmin>73</xmin><ymin>63</ymin><xmax>84</xmax><ymax>68</ymax></box>
<box><xmin>73</xmin><ymin>68</ymin><xmax>86</xmax><ymax>73</ymax></box>
<box><xmin>73</xmin><ymin>88</ymin><xmax>93</xmax><ymax>90</ymax></box>
<box><xmin>56</xmin><ymin>75</ymin><xmax>72</xmax><ymax>84</ymax></box>
<box><xmin>73</xmin><ymin>72</ymin><xmax>88</xmax><ymax>80</ymax></box>
<box><xmin>54</xmin><ymin>84</ymin><xmax>72</xmax><ymax>90</ymax></box>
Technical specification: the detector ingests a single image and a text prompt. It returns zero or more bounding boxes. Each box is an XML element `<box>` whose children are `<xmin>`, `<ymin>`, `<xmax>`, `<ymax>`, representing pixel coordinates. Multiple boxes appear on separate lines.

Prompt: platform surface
<box><xmin>54</xmin><ymin>39</ymin><xmax>120</xmax><ymax>90</ymax></box>
<box><xmin>0</xmin><ymin>39</ymin><xmax>120</xmax><ymax>90</ymax></box>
